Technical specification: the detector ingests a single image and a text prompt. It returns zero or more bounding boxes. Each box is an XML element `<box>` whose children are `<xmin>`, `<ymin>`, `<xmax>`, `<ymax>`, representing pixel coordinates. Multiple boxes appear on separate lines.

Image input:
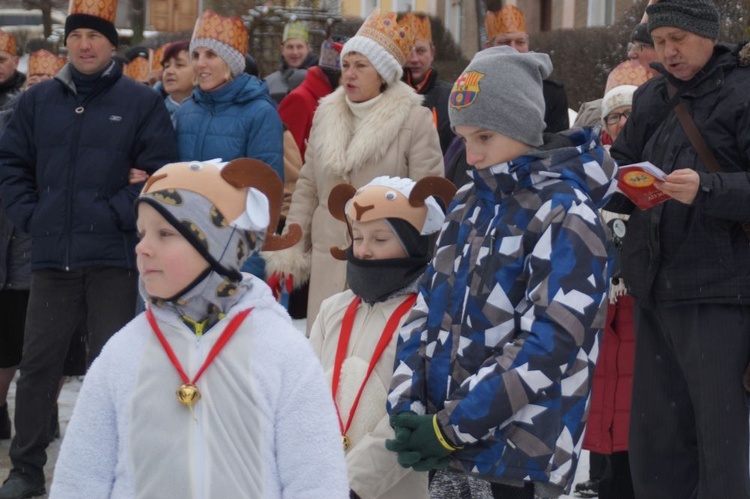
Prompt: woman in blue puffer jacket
<box><xmin>174</xmin><ymin>9</ymin><xmax>284</xmax><ymax>180</ymax></box>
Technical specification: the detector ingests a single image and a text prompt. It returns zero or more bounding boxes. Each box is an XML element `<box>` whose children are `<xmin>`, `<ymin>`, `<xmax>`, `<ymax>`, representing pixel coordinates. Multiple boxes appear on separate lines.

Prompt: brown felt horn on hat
<box><xmin>409</xmin><ymin>177</ymin><xmax>457</xmax><ymax>213</ymax></box>
<box><xmin>221</xmin><ymin>159</ymin><xmax>302</xmax><ymax>251</ymax></box>
<box><xmin>328</xmin><ymin>183</ymin><xmax>357</xmax><ymax>260</ymax></box>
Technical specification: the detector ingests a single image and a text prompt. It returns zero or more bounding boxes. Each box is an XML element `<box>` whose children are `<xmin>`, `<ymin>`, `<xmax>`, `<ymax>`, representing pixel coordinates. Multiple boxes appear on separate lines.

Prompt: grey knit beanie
<box><xmin>448</xmin><ymin>46</ymin><xmax>552</xmax><ymax>147</ymax></box>
<box><xmin>647</xmin><ymin>0</ymin><xmax>720</xmax><ymax>40</ymax></box>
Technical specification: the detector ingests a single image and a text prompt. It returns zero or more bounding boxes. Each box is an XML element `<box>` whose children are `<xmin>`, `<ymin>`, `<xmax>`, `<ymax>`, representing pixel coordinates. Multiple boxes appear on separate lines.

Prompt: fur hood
<box><xmin>309</xmin><ymin>81</ymin><xmax>423</xmax><ymax>178</ymax></box>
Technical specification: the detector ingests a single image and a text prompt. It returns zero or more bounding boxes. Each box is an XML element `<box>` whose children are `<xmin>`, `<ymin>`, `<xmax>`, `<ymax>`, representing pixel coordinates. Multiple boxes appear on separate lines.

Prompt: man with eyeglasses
<box><xmin>608</xmin><ymin>0</ymin><xmax>750</xmax><ymax>497</ymax></box>
<box><xmin>627</xmin><ymin>23</ymin><xmax>659</xmax><ymax>75</ymax></box>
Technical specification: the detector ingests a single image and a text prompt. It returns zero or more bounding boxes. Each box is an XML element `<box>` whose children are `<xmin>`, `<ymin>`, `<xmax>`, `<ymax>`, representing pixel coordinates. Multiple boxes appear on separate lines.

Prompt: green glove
<box><xmin>389</xmin><ymin>413</ymin><xmax>458</xmax><ymax>461</ymax></box>
<box><xmin>385</xmin><ymin>424</ymin><xmax>413</xmax><ymax>453</ymax></box>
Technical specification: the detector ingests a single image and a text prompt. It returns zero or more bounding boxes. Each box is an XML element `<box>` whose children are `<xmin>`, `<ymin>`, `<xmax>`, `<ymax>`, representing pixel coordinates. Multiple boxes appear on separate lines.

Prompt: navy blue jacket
<box><xmin>0</xmin><ymin>62</ymin><xmax>177</xmax><ymax>271</ymax></box>
<box><xmin>175</xmin><ymin>74</ymin><xmax>284</xmax><ymax>179</ymax></box>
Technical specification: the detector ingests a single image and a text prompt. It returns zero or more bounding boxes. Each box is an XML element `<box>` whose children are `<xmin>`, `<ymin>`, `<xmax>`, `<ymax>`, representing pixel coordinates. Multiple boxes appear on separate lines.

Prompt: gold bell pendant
<box><xmin>176</xmin><ymin>383</ymin><xmax>201</xmax><ymax>408</ymax></box>
<box><xmin>341</xmin><ymin>434</ymin><xmax>350</xmax><ymax>450</ymax></box>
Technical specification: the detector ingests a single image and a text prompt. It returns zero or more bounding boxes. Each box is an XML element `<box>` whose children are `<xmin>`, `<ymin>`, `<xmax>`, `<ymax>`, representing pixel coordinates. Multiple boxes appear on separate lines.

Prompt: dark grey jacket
<box><xmin>609</xmin><ymin>42</ymin><xmax>750</xmax><ymax>304</ymax></box>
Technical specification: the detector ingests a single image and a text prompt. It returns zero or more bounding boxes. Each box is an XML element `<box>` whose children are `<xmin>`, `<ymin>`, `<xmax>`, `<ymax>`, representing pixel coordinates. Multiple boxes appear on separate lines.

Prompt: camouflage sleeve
<box><xmin>437</xmin><ymin>195</ymin><xmax>610</xmax><ymax>446</ymax></box>
<box><xmin>387</xmin><ymin>289</ymin><xmax>431</xmax><ymax>415</ymax></box>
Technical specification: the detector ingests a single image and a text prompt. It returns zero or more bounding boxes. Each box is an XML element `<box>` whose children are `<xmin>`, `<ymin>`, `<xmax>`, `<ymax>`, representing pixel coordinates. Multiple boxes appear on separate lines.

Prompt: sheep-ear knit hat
<box><xmin>647</xmin><ymin>0</ymin><xmax>720</xmax><ymax>40</ymax></box>
<box><xmin>601</xmin><ymin>60</ymin><xmax>654</xmax><ymax>123</ymax></box>
<box><xmin>327</xmin><ymin>175</ymin><xmax>457</xmax><ymax>260</ymax></box>
<box><xmin>190</xmin><ymin>9</ymin><xmax>249</xmax><ymax>78</ymax></box>
<box><xmin>341</xmin><ymin>10</ymin><xmax>415</xmax><ymax>85</ymax></box>
<box><xmin>65</xmin><ymin>0</ymin><xmax>118</xmax><ymax>47</ymax></box>
<box><xmin>328</xmin><ymin>176</ymin><xmax>456</xmax><ymax>303</ymax></box>
<box><xmin>138</xmin><ymin>158</ymin><xmax>301</xmax><ymax>287</ymax></box>
<box><xmin>448</xmin><ymin>45</ymin><xmax>552</xmax><ymax>147</ymax></box>
<box><xmin>0</xmin><ymin>30</ymin><xmax>17</xmax><ymax>56</ymax></box>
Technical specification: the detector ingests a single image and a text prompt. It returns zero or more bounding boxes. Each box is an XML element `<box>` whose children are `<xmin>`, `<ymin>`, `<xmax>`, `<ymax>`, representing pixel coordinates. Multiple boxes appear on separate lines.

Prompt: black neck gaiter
<box><xmin>346</xmin><ymin>247</ymin><xmax>428</xmax><ymax>304</ymax></box>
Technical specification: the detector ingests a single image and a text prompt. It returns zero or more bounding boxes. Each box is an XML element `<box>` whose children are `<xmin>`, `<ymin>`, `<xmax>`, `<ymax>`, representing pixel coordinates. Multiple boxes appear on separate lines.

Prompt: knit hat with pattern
<box><xmin>647</xmin><ymin>0</ymin><xmax>720</xmax><ymax>40</ymax></box>
<box><xmin>448</xmin><ymin>45</ymin><xmax>551</xmax><ymax>147</ymax></box>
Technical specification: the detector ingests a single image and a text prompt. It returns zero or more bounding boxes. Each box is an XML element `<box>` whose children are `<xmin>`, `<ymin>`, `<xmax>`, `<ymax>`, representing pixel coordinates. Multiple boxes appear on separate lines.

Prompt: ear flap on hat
<box><xmin>327</xmin><ymin>183</ymin><xmax>357</xmax><ymax>260</ymax></box>
<box><xmin>409</xmin><ymin>177</ymin><xmax>457</xmax><ymax>212</ymax></box>
<box><xmin>221</xmin><ymin>158</ymin><xmax>302</xmax><ymax>251</ymax></box>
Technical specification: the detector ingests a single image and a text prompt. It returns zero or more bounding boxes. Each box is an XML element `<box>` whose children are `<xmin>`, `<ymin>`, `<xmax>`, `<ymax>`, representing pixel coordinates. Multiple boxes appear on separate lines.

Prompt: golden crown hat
<box><xmin>150</xmin><ymin>43</ymin><xmax>168</xmax><ymax>72</ymax></box>
<box><xmin>605</xmin><ymin>60</ymin><xmax>654</xmax><ymax>94</ymax></box>
<box><xmin>0</xmin><ymin>29</ymin><xmax>17</xmax><ymax>56</ymax></box>
<box><xmin>28</xmin><ymin>50</ymin><xmax>66</xmax><ymax>77</ymax></box>
<box><xmin>356</xmin><ymin>11</ymin><xmax>415</xmax><ymax>67</ymax></box>
<box><xmin>398</xmin><ymin>12</ymin><xmax>431</xmax><ymax>43</ymax></box>
<box><xmin>282</xmin><ymin>21</ymin><xmax>309</xmax><ymax>43</ymax></box>
<box><xmin>68</xmin><ymin>0</ymin><xmax>117</xmax><ymax>23</ymax></box>
<box><xmin>192</xmin><ymin>9</ymin><xmax>248</xmax><ymax>56</ymax></box>
<box><xmin>124</xmin><ymin>56</ymin><xmax>150</xmax><ymax>82</ymax></box>
<box><xmin>485</xmin><ymin>5</ymin><xmax>526</xmax><ymax>40</ymax></box>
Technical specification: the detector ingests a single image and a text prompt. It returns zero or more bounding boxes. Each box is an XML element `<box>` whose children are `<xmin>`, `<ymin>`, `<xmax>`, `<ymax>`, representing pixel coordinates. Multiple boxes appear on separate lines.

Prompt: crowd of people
<box><xmin>0</xmin><ymin>0</ymin><xmax>749</xmax><ymax>498</ymax></box>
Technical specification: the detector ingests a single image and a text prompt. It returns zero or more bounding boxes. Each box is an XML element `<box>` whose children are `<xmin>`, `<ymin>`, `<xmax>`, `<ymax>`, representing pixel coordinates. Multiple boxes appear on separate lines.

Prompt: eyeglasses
<box><xmin>627</xmin><ymin>42</ymin><xmax>648</xmax><ymax>54</ymax></box>
<box><xmin>605</xmin><ymin>110</ymin><xmax>631</xmax><ymax>126</ymax></box>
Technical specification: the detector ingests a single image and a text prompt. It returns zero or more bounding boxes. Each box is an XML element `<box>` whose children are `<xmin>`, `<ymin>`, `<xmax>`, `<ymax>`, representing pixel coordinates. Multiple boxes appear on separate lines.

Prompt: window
<box><xmin>587</xmin><ymin>0</ymin><xmax>615</xmax><ymax>27</ymax></box>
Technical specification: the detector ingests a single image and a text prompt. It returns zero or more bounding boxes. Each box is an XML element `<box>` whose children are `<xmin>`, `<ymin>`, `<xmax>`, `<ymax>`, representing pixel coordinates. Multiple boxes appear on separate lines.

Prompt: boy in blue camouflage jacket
<box><xmin>386</xmin><ymin>46</ymin><xmax>617</xmax><ymax>498</ymax></box>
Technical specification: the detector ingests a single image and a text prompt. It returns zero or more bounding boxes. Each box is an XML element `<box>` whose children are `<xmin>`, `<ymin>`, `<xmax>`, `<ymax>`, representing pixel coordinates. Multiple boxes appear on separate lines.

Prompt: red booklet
<box><xmin>617</xmin><ymin>162</ymin><xmax>671</xmax><ymax>210</ymax></box>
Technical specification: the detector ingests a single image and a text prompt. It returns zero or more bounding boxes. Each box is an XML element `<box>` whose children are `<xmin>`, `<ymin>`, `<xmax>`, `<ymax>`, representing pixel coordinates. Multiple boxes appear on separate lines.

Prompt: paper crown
<box><xmin>282</xmin><ymin>21</ymin><xmax>309</xmax><ymax>43</ymax></box>
<box><xmin>485</xmin><ymin>5</ymin><xmax>526</xmax><ymax>39</ymax></box>
<box><xmin>355</xmin><ymin>11</ymin><xmax>415</xmax><ymax>66</ymax></box>
<box><xmin>150</xmin><ymin>44</ymin><xmax>168</xmax><ymax>72</ymax></box>
<box><xmin>124</xmin><ymin>56</ymin><xmax>149</xmax><ymax>82</ymax></box>
<box><xmin>398</xmin><ymin>12</ymin><xmax>431</xmax><ymax>43</ymax></box>
<box><xmin>28</xmin><ymin>50</ymin><xmax>66</xmax><ymax>77</ymax></box>
<box><xmin>192</xmin><ymin>9</ymin><xmax>248</xmax><ymax>56</ymax></box>
<box><xmin>0</xmin><ymin>30</ymin><xmax>17</xmax><ymax>56</ymax></box>
<box><xmin>605</xmin><ymin>60</ymin><xmax>653</xmax><ymax>94</ymax></box>
<box><xmin>68</xmin><ymin>0</ymin><xmax>117</xmax><ymax>23</ymax></box>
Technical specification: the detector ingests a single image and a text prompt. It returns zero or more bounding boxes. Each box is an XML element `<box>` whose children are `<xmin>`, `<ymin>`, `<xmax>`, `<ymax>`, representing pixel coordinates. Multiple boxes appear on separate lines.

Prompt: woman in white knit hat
<box><xmin>264</xmin><ymin>11</ymin><xmax>444</xmax><ymax>331</ymax></box>
<box><xmin>174</xmin><ymin>10</ymin><xmax>284</xmax><ymax>182</ymax></box>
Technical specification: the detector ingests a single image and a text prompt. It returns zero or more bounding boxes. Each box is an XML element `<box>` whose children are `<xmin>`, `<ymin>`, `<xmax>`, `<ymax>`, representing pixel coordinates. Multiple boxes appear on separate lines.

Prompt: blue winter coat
<box><xmin>175</xmin><ymin>74</ymin><xmax>284</xmax><ymax>179</ymax></box>
<box><xmin>388</xmin><ymin>129</ymin><xmax>617</xmax><ymax>493</ymax></box>
<box><xmin>0</xmin><ymin>62</ymin><xmax>178</xmax><ymax>271</ymax></box>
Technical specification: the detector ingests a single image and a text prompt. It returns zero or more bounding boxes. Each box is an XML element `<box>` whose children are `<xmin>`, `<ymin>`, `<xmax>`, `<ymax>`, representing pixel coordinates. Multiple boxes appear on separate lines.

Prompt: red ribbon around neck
<box><xmin>330</xmin><ymin>294</ymin><xmax>417</xmax><ymax>442</ymax></box>
<box><xmin>146</xmin><ymin>307</ymin><xmax>253</xmax><ymax>388</ymax></box>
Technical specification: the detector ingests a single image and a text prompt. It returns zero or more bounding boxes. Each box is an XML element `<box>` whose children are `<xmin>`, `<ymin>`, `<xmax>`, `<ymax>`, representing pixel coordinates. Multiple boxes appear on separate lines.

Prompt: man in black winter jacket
<box><xmin>608</xmin><ymin>1</ymin><xmax>750</xmax><ymax>497</ymax></box>
<box><xmin>0</xmin><ymin>2</ymin><xmax>177</xmax><ymax>497</ymax></box>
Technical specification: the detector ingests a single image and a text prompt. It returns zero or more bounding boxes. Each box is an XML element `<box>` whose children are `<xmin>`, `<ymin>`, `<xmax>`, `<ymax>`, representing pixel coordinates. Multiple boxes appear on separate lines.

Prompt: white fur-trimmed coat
<box><xmin>264</xmin><ymin>82</ymin><xmax>444</xmax><ymax>327</ymax></box>
<box><xmin>309</xmin><ymin>289</ymin><xmax>428</xmax><ymax>499</ymax></box>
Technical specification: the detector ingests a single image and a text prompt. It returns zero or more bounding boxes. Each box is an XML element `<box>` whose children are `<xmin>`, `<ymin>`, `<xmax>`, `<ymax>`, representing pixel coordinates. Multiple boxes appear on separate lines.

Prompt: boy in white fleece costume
<box><xmin>309</xmin><ymin>176</ymin><xmax>455</xmax><ymax>499</ymax></box>
<box><xmin>50</xmin><ymin>158</ymin><xmax>349</xmax><ymax>499</ymax></box>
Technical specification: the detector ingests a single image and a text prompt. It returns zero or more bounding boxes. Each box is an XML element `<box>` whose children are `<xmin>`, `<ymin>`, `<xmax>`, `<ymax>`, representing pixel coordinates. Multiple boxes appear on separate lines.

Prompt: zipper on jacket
<box><xmin>64</xmin><ymin>104</ymin><xmax>86</xmax><ymax>270</ymax></box>
<box><xmin>193</xmin><ymin>332</ymin><xmax>205</xmax><ymax>499</ymax></box>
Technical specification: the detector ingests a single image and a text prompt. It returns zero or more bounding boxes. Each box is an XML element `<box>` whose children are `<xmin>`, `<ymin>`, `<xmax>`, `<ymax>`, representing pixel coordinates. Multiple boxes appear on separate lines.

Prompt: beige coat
<box><xmin>264</xmin><ymin>81</ymin><xmax>444</xmax><ymax>326</ymax></box>
<box><xmin>309</xmin><ymin>289</ymin><xmax>429</xmax><ymax>499</ymax></box>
